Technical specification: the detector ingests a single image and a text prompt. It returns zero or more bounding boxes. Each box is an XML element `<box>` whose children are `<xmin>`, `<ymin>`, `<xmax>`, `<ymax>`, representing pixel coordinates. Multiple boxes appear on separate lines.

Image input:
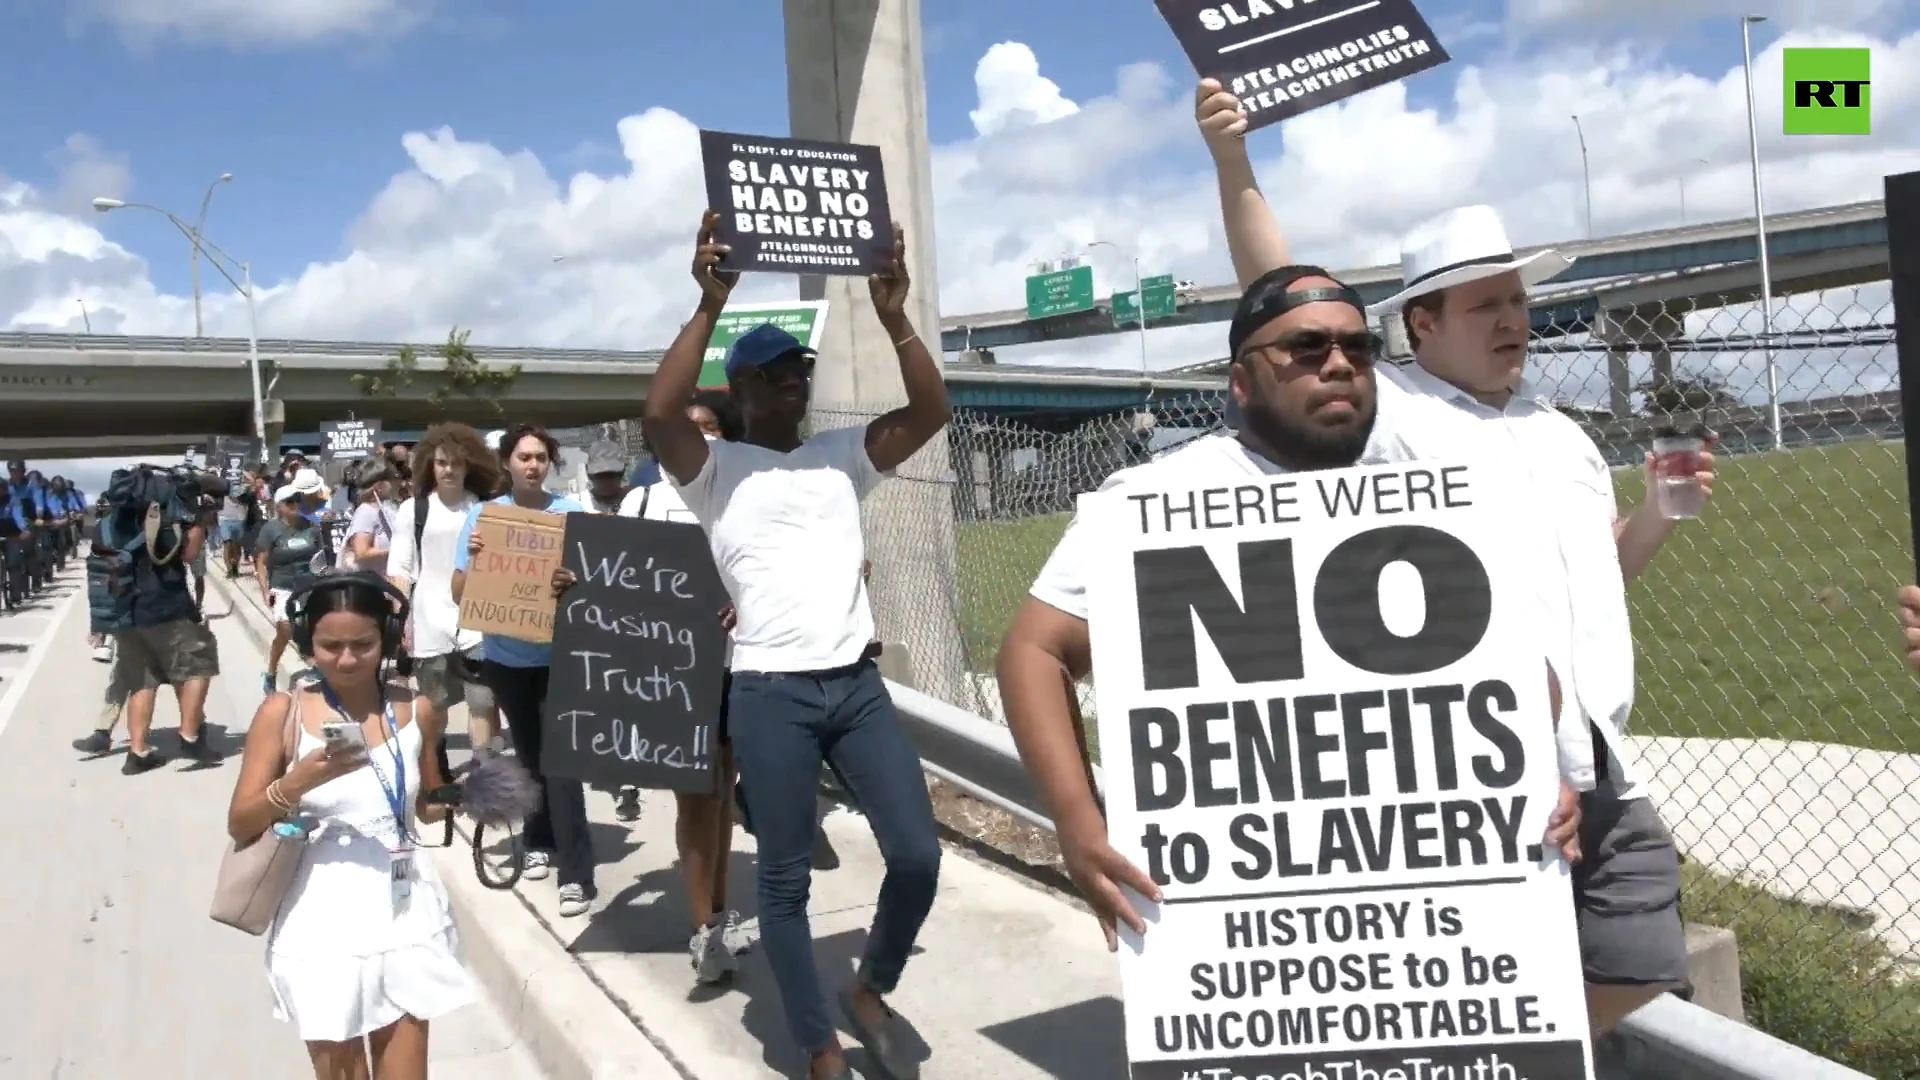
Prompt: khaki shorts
<box><xmin>414</xmin><ymin>649</ymin><xmax>493</xmax><ymax>714</ymax></box>
<box><xmin>114</xmin><ymin>619</ymin><xmax>221</xmax><ymax>685</ymax></box>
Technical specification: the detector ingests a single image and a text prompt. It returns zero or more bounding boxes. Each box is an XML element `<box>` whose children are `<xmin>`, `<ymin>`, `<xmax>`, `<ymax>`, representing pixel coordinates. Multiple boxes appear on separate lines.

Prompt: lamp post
<box><xmin>1571</xmin><ymin>115</ymin><xmax>1594</xmax><ymax>239</ymax></box>
<box><xmin>1088</xmin><ymin>239</ymin><xmax>1149</xmax><ymax>382</ymax></box>
<box><xmin>1740</xmin><ymin>14</ymin><xmax>1782</xmax><ymax>448</ymax></box>
<box><xmin>190</xmin><ymin>172</ymin><xmax>233</xmax><ymax>338</ymax></box>
<box><xmin>92</xmin><ymin>196</ymin><xmax>266</xmax><ymax>462</ymax></box>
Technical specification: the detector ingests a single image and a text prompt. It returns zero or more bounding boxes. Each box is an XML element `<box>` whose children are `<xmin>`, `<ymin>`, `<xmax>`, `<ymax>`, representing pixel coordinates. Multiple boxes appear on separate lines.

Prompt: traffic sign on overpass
<box><xmin>1111</xmin><ymin>274</ymin><xmax>1176</xmax><ymax>325</ymax></box>
<box><xmin>1025</xmin><ymin>265</ymin><xmax>1095</xmax><ymax>319</ymax></box>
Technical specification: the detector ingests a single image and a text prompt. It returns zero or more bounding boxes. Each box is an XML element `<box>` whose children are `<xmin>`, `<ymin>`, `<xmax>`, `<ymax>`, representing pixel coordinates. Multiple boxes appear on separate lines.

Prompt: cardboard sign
<box><xmin>1081</xmin><ymin>460</ymin><xmax>1592</xmax><ymax>1080</ymax></box>
<box><xmin>542</xmin><ymin>513</ymin><xmax>729</xmax><ymax>793</ymax></box>
<box><xmin>698</xmin><ymin>129</ymin><xmax>893</xmax><ymax>276</ymax></box>
<box><xmin>1155</xmin><ymin>0</ymin><xmax>1450</xmax><ymax>133</ymax></box>
<box><xmin>321</xmin><ymin>420</ymin><xmax>382</xmax><ymax>462</ymax></box>
<box><xmin>457</xmin><ymin>503</ymin><xmax>565</xmax><ymax>643</ymax></box>
<box><xmin>698</xmin><ymin>300</ymin><xmax>830</xmax><ymax>387</ymax></box>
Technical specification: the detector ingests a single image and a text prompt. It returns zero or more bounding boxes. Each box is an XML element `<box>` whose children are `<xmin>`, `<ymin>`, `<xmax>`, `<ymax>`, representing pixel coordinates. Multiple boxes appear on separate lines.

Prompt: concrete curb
<box><xmin>206</xmin><ymin>565</ymin><xmax>683</xmax><ymax>1080</ymax></box>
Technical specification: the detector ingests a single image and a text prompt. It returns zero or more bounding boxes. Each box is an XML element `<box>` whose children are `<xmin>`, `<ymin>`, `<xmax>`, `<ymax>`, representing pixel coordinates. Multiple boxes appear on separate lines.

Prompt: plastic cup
<box><xmin>1651</xmin><ymin>426</ymin><xmax>1707</xmax><ymax>520</ymax></box>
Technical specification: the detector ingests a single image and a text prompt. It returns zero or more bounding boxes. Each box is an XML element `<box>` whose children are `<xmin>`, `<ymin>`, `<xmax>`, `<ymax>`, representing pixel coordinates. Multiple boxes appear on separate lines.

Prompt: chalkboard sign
<box><xmin>543</xmin><ymin>513</ymin><xmax>729</xmax><ymax>793</ymax></box>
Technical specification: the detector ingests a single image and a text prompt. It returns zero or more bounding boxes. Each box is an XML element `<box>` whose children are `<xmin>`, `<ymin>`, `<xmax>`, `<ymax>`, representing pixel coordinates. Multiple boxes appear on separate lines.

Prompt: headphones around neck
<box><xmin>284</xmin><ymin>572</ymin><xmax>411</xmax><ymax>661</ymax></box>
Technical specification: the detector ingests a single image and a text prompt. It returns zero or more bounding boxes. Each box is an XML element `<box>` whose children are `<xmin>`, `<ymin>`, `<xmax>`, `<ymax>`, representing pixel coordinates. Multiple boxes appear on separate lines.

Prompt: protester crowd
<box><xmin>31</xmin><ymin>73</ymin><xmax>1920</xmax><ymax>1080</ymax></box>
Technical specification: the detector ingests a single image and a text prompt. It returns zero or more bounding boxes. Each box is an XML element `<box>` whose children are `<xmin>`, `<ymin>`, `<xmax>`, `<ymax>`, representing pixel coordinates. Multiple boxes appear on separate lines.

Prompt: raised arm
<box><xmin>861</xmin><ymin>227</ymin><xmax>950</xmax><ymax>473</ymax></box>
<box><xmin>1196</xmin><ymin>78</ymin><xmax>1291</xmax><ymax>289</ymax></box>
<box><xmin>642</xmin><ymin>211</ymin><xmax>736</xmax><ymax>486</ymax></box>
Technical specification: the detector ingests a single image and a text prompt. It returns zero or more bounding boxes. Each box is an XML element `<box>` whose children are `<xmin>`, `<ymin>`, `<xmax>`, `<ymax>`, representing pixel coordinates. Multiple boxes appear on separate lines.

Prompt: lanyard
<box><xmin>319</xmin><ymin>681</ymin><xmax>413</xmax><ymax>845</ymax></box>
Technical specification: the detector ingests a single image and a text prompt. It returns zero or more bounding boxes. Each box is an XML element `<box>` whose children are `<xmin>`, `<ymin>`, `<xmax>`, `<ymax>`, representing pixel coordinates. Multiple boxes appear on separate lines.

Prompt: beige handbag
<box><xmin>209</xmin><ymin>702</ymin><xmax>307</xmax><ymax>935</ymax></box>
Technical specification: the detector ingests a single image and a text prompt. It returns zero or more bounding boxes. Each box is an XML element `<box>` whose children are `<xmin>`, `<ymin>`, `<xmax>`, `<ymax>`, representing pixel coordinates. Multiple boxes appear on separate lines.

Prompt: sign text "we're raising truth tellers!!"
<box><xmin>1081</xmin><ymin>459</ymin><xmax>1594</xmax><ymax>1080</ymax></box>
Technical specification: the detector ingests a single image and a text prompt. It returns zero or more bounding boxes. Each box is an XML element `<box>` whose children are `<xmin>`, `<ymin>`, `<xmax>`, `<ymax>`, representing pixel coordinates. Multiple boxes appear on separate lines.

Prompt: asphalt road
<box><xmin>0</xmin><ymin>568</ymin><xmax>543</xmax><ymax>1079</ymax></box>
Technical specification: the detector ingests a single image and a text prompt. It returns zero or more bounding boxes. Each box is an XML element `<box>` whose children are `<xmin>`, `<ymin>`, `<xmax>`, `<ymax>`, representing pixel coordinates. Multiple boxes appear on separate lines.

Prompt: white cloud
<box><xmin>67</xmin><ymin>0</ymin><xmax>435</xmax><ymax>49</ymax></box>
<box><xmin>0</xmin><ymin>22</ymin><xmax>1914</xmax><ymax>409</ymax></box>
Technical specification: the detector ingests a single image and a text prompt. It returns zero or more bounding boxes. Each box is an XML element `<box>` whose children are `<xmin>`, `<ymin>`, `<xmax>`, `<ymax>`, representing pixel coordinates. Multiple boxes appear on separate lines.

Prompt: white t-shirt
<box><xmin>1370</xmin><ymin>362</ymin><xmax>1630</xmax><ymax>798</ymax></box>
<box><xmin>671</xmin><ymin>426</ymin><xmax>887</xmax><ymax>673</ymax></box>
<box><xmin>620</xmin><ymin>477</ymin><xmax>729</xmax><ymax>663</ymax></box>
<box><xmin>1031</xmin><ymin>433</ymin><xmax>1289</xmax><ymax>621</ymax></box>
<box><xmin>388</xmin><ymin>491</ymin><xmax>483</xmax><ymax>659</ymax></box>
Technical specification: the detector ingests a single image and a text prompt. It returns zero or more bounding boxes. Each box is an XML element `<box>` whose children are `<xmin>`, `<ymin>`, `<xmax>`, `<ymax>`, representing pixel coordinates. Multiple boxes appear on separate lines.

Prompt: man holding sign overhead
<box><xmin>641</xmin><ymin>210</ymin><xmax>948</xmax><ymax>1080</ymax></box>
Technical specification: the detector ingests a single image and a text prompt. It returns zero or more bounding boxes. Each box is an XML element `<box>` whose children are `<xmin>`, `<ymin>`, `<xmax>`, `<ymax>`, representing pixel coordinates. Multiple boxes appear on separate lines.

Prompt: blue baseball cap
<box><xmin>724</xmin><ymin>323</ymin><xmax>816</xmax><ymax>379</ymax></box>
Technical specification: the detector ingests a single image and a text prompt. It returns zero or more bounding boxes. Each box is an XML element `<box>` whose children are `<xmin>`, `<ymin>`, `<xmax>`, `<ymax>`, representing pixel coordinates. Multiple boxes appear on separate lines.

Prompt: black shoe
<box><xmin>73</xmin><ymin>730</ymin><xmax>114</xmax><ymax>756</ymax></box>
<box><xmin>122</xmin><ymin>749</ymin><xmax>165</xmax><ymax>775</ymax></box>
<box><xmin>177</xmin><ymin>731</ymin><xmax>222</xmax><ymax>764</ymax></box>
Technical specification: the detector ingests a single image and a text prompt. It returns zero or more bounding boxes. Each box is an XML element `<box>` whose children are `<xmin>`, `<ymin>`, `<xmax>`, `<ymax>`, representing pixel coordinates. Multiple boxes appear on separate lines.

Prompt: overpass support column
<box><xmin>1599</xmin><ymin>304</ymin><xmax>1687</xmax><ymax>422</ymax></box>
<box><xmin>785</xmin><ymin>0</ymin><xmax>972</xmax><ymax>708</ymax></box>
<box><xmin>262</xmin><ymin>398</ymin><xmax>286</xmax><ymax>463</ymax></box>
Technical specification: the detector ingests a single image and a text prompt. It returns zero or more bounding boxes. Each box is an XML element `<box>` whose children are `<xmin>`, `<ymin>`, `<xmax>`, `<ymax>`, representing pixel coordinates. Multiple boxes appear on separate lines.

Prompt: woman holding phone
<box><xmin>225</xmin><ymin>573</ymin><xmax>474</xmax><ymax>1079</ymax></box>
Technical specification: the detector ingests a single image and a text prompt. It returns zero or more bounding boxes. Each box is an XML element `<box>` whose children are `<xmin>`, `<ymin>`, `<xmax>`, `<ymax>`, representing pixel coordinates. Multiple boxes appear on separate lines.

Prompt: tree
<box><xmin>1636</xmin><ymin>370</ymin><xmax>1734</xmax><ymax>416</ymax></box>
<box><xmin>351</xmin><ymin>327</ymin><xmax>520</xmax><ymax>412</ymax></box>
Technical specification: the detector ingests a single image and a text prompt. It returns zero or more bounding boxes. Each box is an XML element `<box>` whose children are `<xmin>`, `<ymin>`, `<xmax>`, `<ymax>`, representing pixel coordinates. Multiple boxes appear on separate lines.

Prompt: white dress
<box><xmin>265</xmin><ymin>691</ymin><xmax>476</xmax><ymax>1041</ymax></box>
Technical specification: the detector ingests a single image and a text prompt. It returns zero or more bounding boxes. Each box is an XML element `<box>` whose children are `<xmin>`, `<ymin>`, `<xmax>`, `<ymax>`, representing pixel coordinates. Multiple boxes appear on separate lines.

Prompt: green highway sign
<box><xmin>698</xmin><ymin>300</ymin><xmax>829</xmax><ymax>387</ymax></box>
<box><xmin>1111</xmin><ymin>274</ymin><xmax>1177</xmax><ymax>325</ymax></box>
<box><xmin>1024</xmin><ymin>265</ymin><xmax>1095</xmax><ymax>319</ymax></box>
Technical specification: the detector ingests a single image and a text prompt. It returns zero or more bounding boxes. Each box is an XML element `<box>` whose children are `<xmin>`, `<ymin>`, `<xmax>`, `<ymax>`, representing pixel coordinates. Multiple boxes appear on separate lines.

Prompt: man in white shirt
<box><xmin>996</xmin><ymin>260</ymin><xmax>1581</xmax><ymax>942</ymax></box>
<box><xmin>640</xmin><ymin>212</ymin><xmax>951</xmax><ymax>1080</ymax></box>
<box><xmin>1188</xmin><ymin>77</ymin><xmax>1713</xmax><ymax>1035</ymax></box>
<box><xmin>389</xmin><ymin>424</ymin><xmax>502</xmax><ymax>763</ymax></box>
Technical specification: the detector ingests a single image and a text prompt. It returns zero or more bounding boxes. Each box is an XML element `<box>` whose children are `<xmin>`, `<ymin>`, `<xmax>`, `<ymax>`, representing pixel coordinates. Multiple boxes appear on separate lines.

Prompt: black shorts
<box><xmin>716</xmin><ymin>670</ymin><xmax>733</xmax><ymax>744</ymax></box>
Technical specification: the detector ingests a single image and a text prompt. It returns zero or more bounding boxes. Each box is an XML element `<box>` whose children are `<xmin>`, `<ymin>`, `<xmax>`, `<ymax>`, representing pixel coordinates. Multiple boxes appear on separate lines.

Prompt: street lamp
<box><xmin>92</xmin><ymin>196</ymin><xmax>267</xmax><ymax>463</ymax></box>
<box><xmin>1088</xmin><ymin>239</ymin><xmax>1149</xmax><ymax>383</ymax></box>
<box><xmin>190</xmin><ymin>172</ymin><xmax>233</xmax><ymax>338</ymax></box>
<box><xmin>1571</xmin><ymin>115</ymin><xmax>1594</xmax><ymax>239</ymax></box>
<box><xmin>1740</xmin><ymin>13</ymin><xmax>1782</xmax><ymax>448</ymax></box>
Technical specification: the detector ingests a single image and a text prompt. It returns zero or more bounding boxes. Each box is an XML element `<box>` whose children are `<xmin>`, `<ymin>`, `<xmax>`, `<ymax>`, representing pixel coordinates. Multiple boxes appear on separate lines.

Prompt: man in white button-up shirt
<box><xmin>1190</xmin><ymin>78</ymin><xmax>1716</xmax><ymax>1037</ymax></box>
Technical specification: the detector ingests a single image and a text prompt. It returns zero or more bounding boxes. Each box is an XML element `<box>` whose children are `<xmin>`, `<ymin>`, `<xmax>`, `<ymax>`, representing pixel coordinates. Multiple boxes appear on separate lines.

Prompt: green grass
<box><xmin>954</xmin><ymin>441</ymin><xmax>1918</xmax><ymax>751</ymax></box>
<box><xmin>1682</xmin><ymin>861</ymin><xmax>1920</xmax><ymax>1078</ymax></box>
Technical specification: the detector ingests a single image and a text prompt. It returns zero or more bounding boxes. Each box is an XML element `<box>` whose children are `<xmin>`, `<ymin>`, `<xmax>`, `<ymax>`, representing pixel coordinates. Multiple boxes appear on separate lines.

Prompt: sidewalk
<box><xmin>0</xmin><ymin>569</ymin><xmax>544</xmax><ymax>1079</ymax></box>
<box><xmin>213</xmin><ymin>566</ymin><xmax>1132</xmax><ymax>1079</ymax></box>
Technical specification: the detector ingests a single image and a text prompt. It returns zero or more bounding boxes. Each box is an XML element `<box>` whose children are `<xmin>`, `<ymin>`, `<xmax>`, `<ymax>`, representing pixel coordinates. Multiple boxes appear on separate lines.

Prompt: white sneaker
<box><xmin>557</xmin><ymin>883</ymin><xmax>590</xmax><ymax>917</ymax></box>
<box><xmin>522</xmin><ymin>851</ymin><xmax>552</xmax><ymax>881</ymax></box>
<box><xmin>689</xmin><ymin>921</ymin><xmax>737</xmax><ymax>984</ymax></box>
<box><xmin>720</xmin><ymin>910</ymin><xmax>758</xmax><ymax>956</ymax></box>
<box><xmin>91</xmin><ymin>645</ymin><xmax>112</xmax><ymax>664</ymax></box>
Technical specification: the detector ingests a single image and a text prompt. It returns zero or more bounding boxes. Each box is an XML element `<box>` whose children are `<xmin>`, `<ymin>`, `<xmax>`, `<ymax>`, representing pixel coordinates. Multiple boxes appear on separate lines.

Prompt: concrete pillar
<box><xmin>1605</xmin><ymin>346</ymin><xmax>1634</xmax><ymax>420</ymax></box>
<box><xmin>262</xmin><ymin>397</ymin><xmax>287</xmax><ymax>462</ymax></box>
<box><xmin>785</xmin><ymin>0</ymin><xmax>971</xmax><ymax>708</ymax></box>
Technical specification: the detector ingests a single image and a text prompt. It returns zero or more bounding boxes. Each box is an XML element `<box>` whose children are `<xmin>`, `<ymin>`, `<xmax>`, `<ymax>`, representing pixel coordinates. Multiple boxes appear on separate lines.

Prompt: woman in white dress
<box><xmin>226</xmin><ymin>572</ymin><xmax>475</xmax><ymax>1079</ymax></box>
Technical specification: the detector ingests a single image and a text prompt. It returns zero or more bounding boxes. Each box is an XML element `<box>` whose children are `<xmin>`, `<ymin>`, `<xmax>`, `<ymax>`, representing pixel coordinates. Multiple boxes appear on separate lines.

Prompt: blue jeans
<box><xmin>730</xmin><ymin>659</ymin><xmax>941</xmax><ymax>1054</ymax></box>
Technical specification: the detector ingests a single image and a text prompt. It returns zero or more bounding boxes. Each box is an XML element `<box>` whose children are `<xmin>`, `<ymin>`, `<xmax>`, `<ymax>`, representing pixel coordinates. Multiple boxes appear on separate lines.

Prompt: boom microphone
<box><xmin>456</xmin><ymin>751</ymin><xmax>542</xmax><ymax>826</ymax></box>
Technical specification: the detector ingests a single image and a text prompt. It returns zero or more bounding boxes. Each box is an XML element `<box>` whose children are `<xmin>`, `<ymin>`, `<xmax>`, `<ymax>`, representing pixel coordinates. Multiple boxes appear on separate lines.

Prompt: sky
<box><xmin>1</xmin><ymin>0</ymin><xmax>1916</xmax><ymax>494</ymax></box>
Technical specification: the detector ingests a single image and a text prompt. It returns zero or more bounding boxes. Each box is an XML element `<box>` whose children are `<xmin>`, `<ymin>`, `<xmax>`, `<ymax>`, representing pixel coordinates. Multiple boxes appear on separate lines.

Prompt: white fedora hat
<box><xmin>1372</xmin><ymin>204</ymin><xmax>1573</xmax><ymax>312</ymax></box>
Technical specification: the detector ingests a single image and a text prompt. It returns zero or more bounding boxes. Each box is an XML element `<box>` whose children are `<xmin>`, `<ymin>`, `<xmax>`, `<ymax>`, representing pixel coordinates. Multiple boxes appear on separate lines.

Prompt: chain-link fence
<box><xmin>868</xmin><ymin>279</ymin><xmax>1909</xmax><ymax>1072</ymax></box>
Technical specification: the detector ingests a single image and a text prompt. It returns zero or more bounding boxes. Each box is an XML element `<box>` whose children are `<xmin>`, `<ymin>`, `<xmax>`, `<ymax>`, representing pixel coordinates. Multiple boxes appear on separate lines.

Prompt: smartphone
<box><xmin>321</xmin><ymin>723</ymin><xmax>369</xmax><ymax>755</ymax></box>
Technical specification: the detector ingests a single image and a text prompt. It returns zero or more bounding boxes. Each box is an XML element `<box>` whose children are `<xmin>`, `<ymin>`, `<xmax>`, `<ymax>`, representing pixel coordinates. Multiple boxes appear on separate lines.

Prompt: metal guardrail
<box><xmin>878</xmin><ymin>681</ymin><xmax>1877</xmax><ymax>1080</ymax></box>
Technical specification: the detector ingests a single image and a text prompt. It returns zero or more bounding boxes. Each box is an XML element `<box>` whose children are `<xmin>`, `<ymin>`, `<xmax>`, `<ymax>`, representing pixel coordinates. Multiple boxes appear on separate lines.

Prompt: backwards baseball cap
<box><xmin>724</xmin><ymin>323</ymin><xmax>816</xmax><ymax>379</ymax></box>
<box><xmin>1227</xmin><ymin>265</ymin><xmax>1367</xmax><ymax>358</ymax></box>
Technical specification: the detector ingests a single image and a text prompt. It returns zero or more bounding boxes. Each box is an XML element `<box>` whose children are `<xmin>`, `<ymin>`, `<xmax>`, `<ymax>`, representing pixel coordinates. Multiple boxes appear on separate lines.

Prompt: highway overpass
<box><xmin>936</xmin><ymin>199</ymin><xmax>1890</xmax><ymax>352</ymax></box>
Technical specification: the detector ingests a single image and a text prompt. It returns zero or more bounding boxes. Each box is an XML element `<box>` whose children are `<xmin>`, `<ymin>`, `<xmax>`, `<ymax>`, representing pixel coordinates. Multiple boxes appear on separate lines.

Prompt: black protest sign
<box><xmin>1082</xmin><ymin>461</ymin><xmax>1593</xmax><ymax>1078</ymax></box>
<box><xmin>1155</xmin><ymin>0</ymin><xmax>1450</xmax><ymax>133</ymax></box>
<box><xmin>320</xmin><ymin>420</ymin><xmax>381</xmax><ymax>462</ymax></box>
<box><xmin>212</xmin><ymin>435</ymin><xmax>260</xmax><ymax>489</ymax></box>
<box><xmin>543</xmin><ymin>512</ymin><xmax>729</xmax><ymax>794</ymax></box>
<box><xmin>698</xmin><ymin>129</ymin><xmax>893</xmax><ymax>277</ymax></box>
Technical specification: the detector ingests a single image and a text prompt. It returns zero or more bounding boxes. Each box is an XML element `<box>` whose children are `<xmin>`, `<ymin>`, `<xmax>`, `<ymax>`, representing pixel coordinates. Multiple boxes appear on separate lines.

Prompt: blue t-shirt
<box><xmin>453</xmin><ymin>492</ymin><xmax>584</xmax><ymax>668</ymax></box>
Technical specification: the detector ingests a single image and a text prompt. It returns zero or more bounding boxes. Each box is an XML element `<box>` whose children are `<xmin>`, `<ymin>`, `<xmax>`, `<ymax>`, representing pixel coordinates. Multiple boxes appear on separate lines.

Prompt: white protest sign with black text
<box><xmin>1083</xmin><ymin>460</ymin><xmax>1592</xmax><ymax>1080</ymax></box>
<box><xmin>698</xmin><ymin>129</ymin><xmax>894</xmax><ymax>277</ymax></box>
<box><xmin>1155</xmin><ymin>0</ymin><xmax>1451</xmax><ymax>133</ymax></box>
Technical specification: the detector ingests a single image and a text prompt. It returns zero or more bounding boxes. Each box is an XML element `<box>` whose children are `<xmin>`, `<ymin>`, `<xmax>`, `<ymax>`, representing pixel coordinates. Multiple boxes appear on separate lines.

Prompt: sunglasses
<box><xmin>744</xmin><ymin>352</ymin><xmax>815</xmax><ymax>380</ymax></box>
<box><xmin>1240</xmin><ymin>329</ymin><xmax>1382</xmax><ymax>366</ymax></box>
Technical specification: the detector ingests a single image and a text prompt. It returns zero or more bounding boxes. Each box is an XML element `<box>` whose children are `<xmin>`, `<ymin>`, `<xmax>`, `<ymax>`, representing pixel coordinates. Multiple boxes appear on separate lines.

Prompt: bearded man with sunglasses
<box><xmin>1188</xmin><ymin>77</ymin><xmax>1702</xmax><ymax>1040</ymax></box>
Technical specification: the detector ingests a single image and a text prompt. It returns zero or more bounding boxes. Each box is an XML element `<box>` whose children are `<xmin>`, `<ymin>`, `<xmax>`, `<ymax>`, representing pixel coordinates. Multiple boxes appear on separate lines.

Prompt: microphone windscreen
<box><xmin>460</xmin><ymin>752</ymin><xmax>542</xmax><ymax>825</ymax></box>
